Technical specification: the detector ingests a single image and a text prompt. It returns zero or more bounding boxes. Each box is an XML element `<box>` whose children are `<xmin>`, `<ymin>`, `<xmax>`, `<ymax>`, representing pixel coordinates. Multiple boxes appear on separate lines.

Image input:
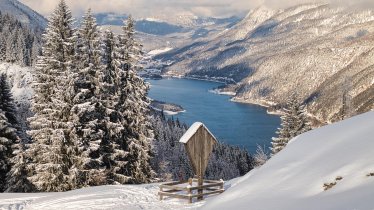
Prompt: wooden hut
<box><xmin>158</xmin><ymin>122</ymin><xmax>224</xmax><ymax>203</ymax></box>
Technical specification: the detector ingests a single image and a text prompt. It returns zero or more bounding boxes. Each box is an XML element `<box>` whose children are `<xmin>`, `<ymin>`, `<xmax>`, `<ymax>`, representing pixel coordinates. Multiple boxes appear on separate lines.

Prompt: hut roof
<box><xmin>179</xmin><ymin>122</ymin><xmax>217</xmax><ymax>144</ymax></box>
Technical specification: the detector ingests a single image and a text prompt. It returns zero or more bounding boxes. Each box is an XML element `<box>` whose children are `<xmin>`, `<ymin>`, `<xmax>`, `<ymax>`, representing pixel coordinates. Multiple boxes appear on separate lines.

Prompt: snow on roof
<box><xmin>179</xmin><ymin>122</ymin><xmax>217</xmax><ymax>144</ymax></box>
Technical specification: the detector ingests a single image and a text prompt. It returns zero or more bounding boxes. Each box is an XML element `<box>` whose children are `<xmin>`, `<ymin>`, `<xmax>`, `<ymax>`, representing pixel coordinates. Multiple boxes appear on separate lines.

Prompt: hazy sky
<box><xmin>19</xmin><ymin>0</ymin><xmax>374</xmax><ymax>18</ymax></box>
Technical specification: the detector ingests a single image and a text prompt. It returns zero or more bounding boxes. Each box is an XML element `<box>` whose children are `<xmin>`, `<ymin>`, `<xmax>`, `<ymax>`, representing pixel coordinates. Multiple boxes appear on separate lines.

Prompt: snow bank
<box><xmin>202</xmin><ymin>111</ymin><xmax>374</xmax><ymax>210</ymax></box>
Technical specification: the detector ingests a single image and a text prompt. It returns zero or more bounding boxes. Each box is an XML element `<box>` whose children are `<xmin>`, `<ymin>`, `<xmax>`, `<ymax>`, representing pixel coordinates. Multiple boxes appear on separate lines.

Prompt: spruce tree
<box><xmin>271</xmin><ymin>96</ymin><xmax>311</xmax><ymax>155</ymax></box>
<box><xmin>98</xmin><ymin>29</ymin><xmax>128</xmax><ymax>185</ymax></box>
<box><xmin>69</xmin><ymin>9</ymin><xmax>109</xmax><ymax>186</ymax></box>
<box><xmin>0</xmin><ymin>111</ymin><xmax>18</xmax><ymax>192</ymax></box>
<box><xmin>5</xmin><ymin>143</ymin><xmax>34</xmax><ymax>192</ymax></box>
<box><xmin>271</xmin><ymin>115</ymin><xmax>291</xmax><ymax>155</ymax></box>
<box><xmin>112</xmin><ymin>16</ymin><xmax>154</xmax><ymax>184</ymax></box>
<box><xmin>27</xmin><ymin>0</ymin><xmax>79</xmax><ymax>192</ymax></box>
<box><xmin>100</xmin><ymin>30</ymin><xmax>116</xmax><ymax>91</ymax></box>
<box><xmin>0</xmin><ymin>74</ymin><xmax>18</xmax><ymax>128</ymax></box>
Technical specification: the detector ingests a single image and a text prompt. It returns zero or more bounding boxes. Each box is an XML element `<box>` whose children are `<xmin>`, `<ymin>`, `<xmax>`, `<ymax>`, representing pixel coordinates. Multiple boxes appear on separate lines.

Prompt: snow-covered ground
<box><xmin>202</xmin><ymin>111</ymin><xmax>374</xmax><ymax>210</ymax></box>
<box><xmin>0</xmin><ymin>184</ymin><xmax>203</xmax><ymax>210</ymax></box>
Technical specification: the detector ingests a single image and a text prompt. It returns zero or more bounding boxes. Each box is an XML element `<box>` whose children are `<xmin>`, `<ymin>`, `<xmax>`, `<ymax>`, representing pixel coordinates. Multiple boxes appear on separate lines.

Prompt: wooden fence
<box><xmin>158</xmin><ymin>178</ymin><xmax>224</xmax><ymax>203</ymax></box>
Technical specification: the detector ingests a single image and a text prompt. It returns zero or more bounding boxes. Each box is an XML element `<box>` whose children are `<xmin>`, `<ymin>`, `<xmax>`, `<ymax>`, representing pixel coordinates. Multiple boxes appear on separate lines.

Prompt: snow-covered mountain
<box><xmin>157</xmin><ymin>4</ymin><xmax>374</xmax><ymax>123</ymax></box>
<box><xmin>0</xmin><ymin>0</ymin><xmax>46</xmax><ymax>30</ymax></box>
<box><xmin>95</xmin><ymin>13</ymin><xmax>184</xmax><ymax>36</ymax></box>
<box><xmin>202</xmin><ymin>111</ymin><xmax>374</xmax><ymax>210</ymax></box>
<box><xmin>95</xmin><ymin>12</ymin><xmax>241</xmax><ymax>52</ymax></box>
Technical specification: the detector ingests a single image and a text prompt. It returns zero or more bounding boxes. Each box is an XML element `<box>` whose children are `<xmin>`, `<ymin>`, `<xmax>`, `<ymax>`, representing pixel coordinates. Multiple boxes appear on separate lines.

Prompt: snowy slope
<box><xmin>96</xmin><ymin>12</ymin><xmax>241</xmax><ymax>52</ymax></box>
<box><xmin>0</xmin><ymin>62</ymin><xmax>33</xmax><ymax>104</ymax></box>
<box><xmin>202</xmin><ymin>111</ymin><xmax>374</xmax><ymax>210</ymax></box>
<box><xmin>0</xmin><ymin>0</ymin><xmax>46</xmax><ymax>30</ymax></box>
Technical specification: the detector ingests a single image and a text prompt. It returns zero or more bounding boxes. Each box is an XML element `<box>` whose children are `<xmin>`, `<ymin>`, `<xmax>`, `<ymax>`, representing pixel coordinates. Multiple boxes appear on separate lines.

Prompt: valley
<box><xmin>153</xmin><ymin>4</ymin><xmax>374</xmax><ymax>124</ymax></box>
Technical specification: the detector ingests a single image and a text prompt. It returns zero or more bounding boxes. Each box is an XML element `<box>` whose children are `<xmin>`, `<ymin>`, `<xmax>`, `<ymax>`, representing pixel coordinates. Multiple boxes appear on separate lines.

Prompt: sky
<box><xmin>19</xmin><ymin>0</ymin><xmax>374</xmax><ymax>18</ymax></box>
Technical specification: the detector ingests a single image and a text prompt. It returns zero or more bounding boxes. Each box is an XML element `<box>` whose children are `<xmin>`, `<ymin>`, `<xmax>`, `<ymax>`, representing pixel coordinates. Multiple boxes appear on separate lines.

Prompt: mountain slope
<box><xmin>96</xmin><ymin>12</ymin><xmax>241</xmax><ymax>52</ymax></box>
<box><xmin>158</xmin><ymin>4</ymin><xmax>374</xmax><ymax>123</ymax></box>
<box><xmin>0</xmin><ymin>0</ymin><xmax>46</xmax><ymax>30</ymax></box>
<box><xmin>202</xmin><ymin>111</ymin><xmax>374</xmax><ymax>210</ymax></box>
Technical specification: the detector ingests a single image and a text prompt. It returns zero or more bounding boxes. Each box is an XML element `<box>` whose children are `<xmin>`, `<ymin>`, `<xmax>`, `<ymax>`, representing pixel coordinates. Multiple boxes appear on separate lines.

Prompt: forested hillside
<box><xmin>157</xmin><ymin>4</ymin><xmax>374</xmax><ymax>123</ymax></box>
<box><xmin>0</xmin><ymin>11</ymin><xmax>41</xmax><ymax>66</ymax></box>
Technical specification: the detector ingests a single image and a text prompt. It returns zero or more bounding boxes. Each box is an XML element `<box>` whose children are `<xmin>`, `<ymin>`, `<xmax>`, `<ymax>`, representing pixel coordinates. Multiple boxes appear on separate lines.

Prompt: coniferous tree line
<box><xmin>150</xmin><ymin>111</ymin><xmax>254</xmax><ymax>181</ymax></box>
<box><xmin>0</xmin><ymin>0</ymin><xmax>153</xmax><ymax>192</ymax></box>
<box><xmin>0</xmin><ymin>11</ymin><xmax>41</xmax><ymax>66</ymax></box>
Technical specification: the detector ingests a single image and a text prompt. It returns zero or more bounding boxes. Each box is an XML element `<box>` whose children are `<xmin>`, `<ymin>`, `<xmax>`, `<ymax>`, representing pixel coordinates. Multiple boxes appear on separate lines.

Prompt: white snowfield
<box><xmin>0</xmin><ymin>184</ymin><xmax>203</xmax><ymax>210</ymax></box>
<box><xmin>202</xmin><ymin>111</ymin><xmax>374</xmax><ymax>210</ymax></box>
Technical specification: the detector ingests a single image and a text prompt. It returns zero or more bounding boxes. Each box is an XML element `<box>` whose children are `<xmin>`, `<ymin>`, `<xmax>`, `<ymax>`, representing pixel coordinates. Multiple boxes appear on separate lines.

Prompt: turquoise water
<box><xmin>148</xmin><ymin>78</ymin><xmax>280</xmax><ymax>154</ymax></box>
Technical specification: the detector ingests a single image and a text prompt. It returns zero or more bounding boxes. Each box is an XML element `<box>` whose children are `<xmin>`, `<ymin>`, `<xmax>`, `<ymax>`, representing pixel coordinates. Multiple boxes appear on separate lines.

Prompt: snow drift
<box><xmin>202</xmin><ymin>111</ymin><xmax>374</xmax><ymax>210</ymax></box>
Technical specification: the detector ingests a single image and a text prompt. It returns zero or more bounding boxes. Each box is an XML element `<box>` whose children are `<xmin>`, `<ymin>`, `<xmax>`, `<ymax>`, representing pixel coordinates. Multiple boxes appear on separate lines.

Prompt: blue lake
<box><xmin>148</xmin><ymin>78</ymin><xmax>280</xmax><ymax>154</ymax></box>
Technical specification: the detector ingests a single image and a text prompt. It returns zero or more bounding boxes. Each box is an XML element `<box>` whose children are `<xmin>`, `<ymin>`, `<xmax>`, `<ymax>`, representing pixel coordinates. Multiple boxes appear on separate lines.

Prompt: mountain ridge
<box><xmin>0</xmin><ymin>0</ymin><xmax>47</xmax><ymax>30</ymax></box>
<box><xmin>156</xmin><ymin>3</ymin><xmax>374</xmax><ymax>123</ymax></box>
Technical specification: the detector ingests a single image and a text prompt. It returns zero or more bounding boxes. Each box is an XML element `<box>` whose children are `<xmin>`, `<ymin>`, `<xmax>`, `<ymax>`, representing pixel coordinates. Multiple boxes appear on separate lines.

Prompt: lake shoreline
<box><xmin>148</xmin><ymin>78</ymin><xmax>281</xmax><ymax>153</ymax></box>
<box><xmin>161</xmin><ymin>75</ymin><xmax>284</xmax><ymax>116</ymax></box>
<box><xmin>161</xmin><ymin>74</ymin><xmax>229</xmax><ymax>84</ymax></box>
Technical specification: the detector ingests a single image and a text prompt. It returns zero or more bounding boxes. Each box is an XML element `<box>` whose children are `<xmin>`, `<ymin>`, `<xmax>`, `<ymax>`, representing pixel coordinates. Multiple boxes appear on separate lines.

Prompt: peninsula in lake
<box><xmin>150</xmin><ymin>100</ymin><xmax>185</xmax><ymax>115</ymax></box>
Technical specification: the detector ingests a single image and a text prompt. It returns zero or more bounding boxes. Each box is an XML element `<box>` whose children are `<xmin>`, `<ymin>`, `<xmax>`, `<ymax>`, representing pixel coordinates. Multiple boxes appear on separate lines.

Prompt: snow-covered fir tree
<box><xmin>0</xmin><ymin>74</ymin><xmax>19</xmax><ymax>128</ymax></box>
<box><xmin>97</xmin><ymin>29</ymin><xmax>130</xmax><ymax>185</ymax></box>
<box><xmin>100</xmin><ymin>30</ymin><xmax>116</xmax><ymax>89</ymax></box>
<box><xmin>0</xmin><ymin>74</ymin><xmax>32</xmax><ymax>192</ymax></box>
<box><xmin>0</xmin><ymin>110</ymin><xmax>18</xmax><ymax>192</ymax></box>
<box><xmin>27</xmin><ymin>0</ymin><xmax>80</xmax><ymax>192</ymax></box>
<box><xmin>271</xmin><ymin>96</ymin><xmax>311</xmax><ymax>155</ymax></box>
<box><xmin>112</xmin><ymin>16</ymin><xmax>154</xmax><ymax>184</ymax></box>
<box><xmin>71</xmin><ymin>10</ymin><xmax>125</xmax><ymax>186</ymax></box>
<box><xmin>5</xmin><ymin>141</ymin><xmax>34</xmax><ymax>192</ymax></box>
<box><xmin>253</xmin><ymin>145</ymin><xmax>269</xmax><ymax>167</ymax></box>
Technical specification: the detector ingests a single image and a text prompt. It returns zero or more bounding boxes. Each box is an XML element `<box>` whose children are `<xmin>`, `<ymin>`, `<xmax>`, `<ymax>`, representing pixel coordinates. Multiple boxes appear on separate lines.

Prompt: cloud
<box><xmin>261</xmin><ymin>0</ymin><xmax>374</xmax><ymax>9</ymax></box>
<box><xmin>20</xmin><ymin>0</ymin><xmax>374</xmax><ymax>19</ymax></box>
